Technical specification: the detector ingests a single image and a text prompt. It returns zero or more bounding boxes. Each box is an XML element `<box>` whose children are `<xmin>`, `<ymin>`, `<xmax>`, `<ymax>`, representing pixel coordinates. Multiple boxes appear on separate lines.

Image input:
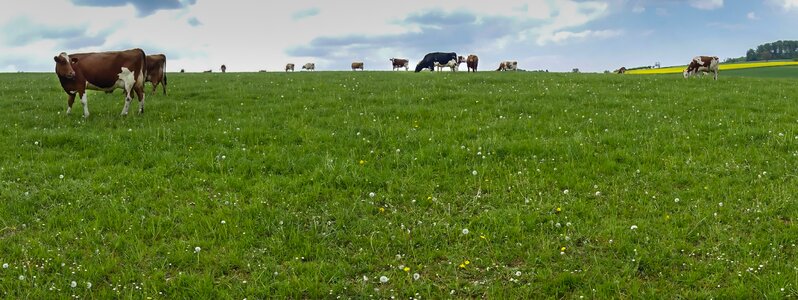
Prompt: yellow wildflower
<box><xmin>403</xmin><ymin>267</ymin><xmax>410</xmax><ymax>272</ymax></box>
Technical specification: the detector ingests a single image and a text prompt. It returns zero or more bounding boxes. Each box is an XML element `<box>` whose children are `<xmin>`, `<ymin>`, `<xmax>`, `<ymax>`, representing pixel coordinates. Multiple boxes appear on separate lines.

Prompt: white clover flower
<box><xmin>368</xmin><ymin>192</ymin><xmax>376</xmax><ymax>198</ymax></box>
<box><xmin>87</xmin><ymin>282</ymin><xmax>92</xmax><ymax>289</ymax></box>
<box><xmin>379</xmin><ymin>275</ymin><xmax>389</xmax><ymax>283</ymax></box>
<box><xmin>18</xmin><ymin>275</ymin><xmax>25</xmax><ymax>280</ymax></box>
<box><xmin>59</xmin><ymin>174</ymin><xmax>64</xmax><ymax>179</ymax></box>
<box><xmin>221</xmin><ymin>220</ymin><xmax>226</xmax><ymax>224</ymax></box>
<box><xmin>413</xmin><ymin>273</ymin><xmax>420</xmax><ymax>280</ymax></box>
<box><xmin>515</xmin><ymin>271</ymin><xmax>522</xmax><ymax>276</ymax></box>
<box><xmin>674</xmin><ymin>198</ymin><xmax>680</xmax><ymax>203</ymax></box>
<box><xmin>595</xmin><ymin>191</ymin><xmax>601</xmax><ymax>196</ymax></box>
<box><xmin>2</xmin><ymin>263</ymin><xmax>7</xmax><ymax>269</ymax></box>
<box><xmin>462</xmin><ymin>228</ymin><xmax>469</xmax><ymax>235</ymax></box>
<box><xmin>194</xmin><ymin>246</ymin><xmax>201</xmax><ymax>253</ymax></box>
<box><xmin>472</xmin><ymin>170</ymin><xmax>478</xmax><ymax>176</ymax></box>
<box><xmin>71</xmin><ymin>281</ymin><xmax>77</xmax><ymax>288</ymax></box>
<box><xmin>363</xmin><ymin>275</ymin><xmax>368</xmax><ymax>281</ymax></box>
<box><xmin>563</xmin><ymin>189</ymin><xmax>569</xmax><ymax>194</ymax></box>
<box><xmin>630</xmin><ymin>225</ymin><xmax>638</xmax><ymax>230</ymax></box>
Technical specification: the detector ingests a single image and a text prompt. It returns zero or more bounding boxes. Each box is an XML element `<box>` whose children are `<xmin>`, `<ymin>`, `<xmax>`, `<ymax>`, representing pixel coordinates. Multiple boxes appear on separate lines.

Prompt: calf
<box><xmin>302</xmin><ymin>63</ymin><xmax>315</xmax><ymax>71</ymax></box>
<box><xmin>285</xmin><ymin>63</ymin><xmax>295</xmax><ymax>72</ymax></box>
<box><xmin>146</xmin><ymin>54</ymin><xmax>167</xmax><ymax>95</ymax></box>
<box><xmin>496</xmin><ymin>61</ymin><xmax>518</xmax><ymax>71</ymax></box>
<box><xmin>351</xmin><ymin>62</ymin><xmax>364</xmax><ymax>71</ymax></box>
<box><xmin>415</xmin><ymin>52</ymin><xmax>457</xmax><ymax>72</ymax></box>
<box><xmin>466</xmin><ymin>54</ymin><xmax>479</xmax><ymax>72</ymax></box>
<box><xmin>683</xmin><ymin>56</ymin><xmax>719</xmax><ymax>80</ymax></box>
<box><xmin>54</xmin><ymin>48</ymin><xmax>146</xmax><ymax>117</ymax></box>
<box><xmin>434</xmin><ymin>59</ymin><xmax>460</xmax><ymax>72</ymax></box>
<box><xmin>390</xmin><ymin>58</ymin><xmax>409</xmax><ymax>71</ymax></box>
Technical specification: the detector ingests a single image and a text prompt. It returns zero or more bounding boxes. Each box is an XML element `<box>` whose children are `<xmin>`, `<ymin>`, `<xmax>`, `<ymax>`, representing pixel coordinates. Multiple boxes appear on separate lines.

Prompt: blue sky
<box><xmin>1</xmin><ymin>0</ymin><xmax>796</xmax><ymax>72</ymax></box>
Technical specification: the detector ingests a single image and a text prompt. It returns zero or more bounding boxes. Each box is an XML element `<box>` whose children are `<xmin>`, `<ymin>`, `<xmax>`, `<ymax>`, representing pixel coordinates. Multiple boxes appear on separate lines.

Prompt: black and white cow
<box><xmin>683</xmin><ymin>56</ymin><xmax>719</xmax><ymax>80</ymax></box>
<box><xmin>415</xmin><ymin>52</ymin><xmax>457</xmax><ymax>72</ymax></box>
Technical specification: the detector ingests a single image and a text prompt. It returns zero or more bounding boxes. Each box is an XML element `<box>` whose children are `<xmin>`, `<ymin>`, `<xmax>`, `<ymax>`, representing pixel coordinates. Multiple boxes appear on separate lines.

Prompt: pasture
<box><xmin>1</xmin><ymin>71</ymin><xmax>798</xmax><ymax>298</ymax></box>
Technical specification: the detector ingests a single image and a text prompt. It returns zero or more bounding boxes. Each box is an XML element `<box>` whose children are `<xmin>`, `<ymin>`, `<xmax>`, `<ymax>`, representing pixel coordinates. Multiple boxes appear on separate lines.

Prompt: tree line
<box><xmin>745</xmin><ymin>40</ymin><xmax>798</xmax><ymax>61</ymax></box>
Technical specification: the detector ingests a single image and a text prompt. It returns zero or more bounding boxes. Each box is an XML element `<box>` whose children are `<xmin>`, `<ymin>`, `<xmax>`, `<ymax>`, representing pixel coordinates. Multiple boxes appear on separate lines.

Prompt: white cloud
<box><xmin>632</xmin><ymin>4</ymin><xmax>645</xmax><ymax>13</ymax></box>
<box><xmin>747</xmin><ymin>11</ymin><xmax>758</xmax><ymax>19</ymax></box>
<box><xmin>688</xmin><ymin>0</ymin><xmax>724</xmax><ymax>10</ymax></box>
<box><xmin>779</xmin><ymin>0</ymin><xmax>798</xmax><ymax>10</ymax></box>
<box><xmin>536</xmin><ymin>29</ymin><xmax>623</xmax><ymax>45</ymax></box>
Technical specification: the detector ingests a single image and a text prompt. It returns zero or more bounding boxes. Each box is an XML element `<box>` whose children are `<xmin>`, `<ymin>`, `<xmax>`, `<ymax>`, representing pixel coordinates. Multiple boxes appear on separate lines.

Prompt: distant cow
<box><xmin>434</xmin><ymin>59</ymin><xmax>461</xmax><ymax>72</ymax></box>
<box><xmin>390</xmin><ymin>58</ymin><xmax>409</xmax><ymax>71</ymax></box>
<box><xmin>496</xmin><ymin>61</ymin><xmax>518</xmax><ymax>71</ymax></box>
<box><xmin>302</xmin><ymin>63</ymin><xmax>315</xmax><ymax>71</ymax></box>
<box><xmin>221</xmin><ymin>64</ymin><xmax>227</xmax><ymax>73</ymax></box>
<box><xmin>466</xmin><ymin>55</ymin><xmax>479</xmax><ymax>72</ymax></box>
<box><xmin>415</xmin><ymin>52</ymin><xmax>457</xmax><ymax>72</ymax></box>
<box><xmin>615</xmin><ymin>67</ymin><xmax>627</xmax><ymax>74</ymax></box>
<box><xmin>54</xmin><ymin>49</ymin><xmax>146</xmax><ymax>117</ymax></box>
<box><xmin>351</xmin><ymin>62</ymin><xmax>364</xmax><ymax>71</ymax></box>
<box><xmin>146</xmin><ymin>54</ymin><xmax>167</xmax><ymax>95</ymax></box>
<box><xmin>203</xmin><ymin>69</ymin><xmax>212</xmax><ymax>73</ymax></box>
<box><xmin>683</xmin><ymin>56</ymin><xmax>719</xmax><ymax>80</ymax></box>
<box><xmin>285</xmin><ymin>63</ymin><xmax>295</xmax><ymax>72</ymax></box>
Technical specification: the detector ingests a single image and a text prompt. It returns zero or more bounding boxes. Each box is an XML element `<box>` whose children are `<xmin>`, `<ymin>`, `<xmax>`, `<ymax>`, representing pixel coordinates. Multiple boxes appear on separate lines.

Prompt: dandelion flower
<box><xmin>459</xmin><ymin>263</ymin><xmax>465</xmax><ymax>268</ymax></box>
<box><xmin>359</xmin><ymin>160</ymin><xmax>365</xmax><ymax>165</ymax></box>
<box><xmin>369</xmin><ymin>192</ymin><xmax>376</xmax><ymax>198</ymax></box>
<box><xmin>561</xmin><ymin>247</ymin><xmax>566</xmax><ymax>251</ymax></box>
<box><xmin>378</xmin><ymin>207</ymin><xmax>385</xmax><ymax>213</ymax></box>
<box><xmin>462</xmin><ymin>228</ymin><xmax>469</xmax><ymax>235</ymax></box>
<box><xmin>71</xmin><ymin>281</ymin><xmax>77</xmax><ymax>288</ymax></box>
<box><xmin>194</xmin><ymin>246</ymin><xmax>201</xmax><ymax>253</ymax></box>
<box><xmin>379</xmin><ymin>276</ymin><xmax>389</xmax><ymax>283</ymax></box>
<box><xmin>464</xmin><ymin>260</ymin><xmax>470</xmax><ymax>265</ymax></box>
<box><xmin>556</xmin><ymin>207</ymin><xmax>562</xmax><ymax>213</ymax></box>
<box><xmin>403</xmin><ymin>267</ymin><xmax>410</xmax><ymax>272</ymax></box>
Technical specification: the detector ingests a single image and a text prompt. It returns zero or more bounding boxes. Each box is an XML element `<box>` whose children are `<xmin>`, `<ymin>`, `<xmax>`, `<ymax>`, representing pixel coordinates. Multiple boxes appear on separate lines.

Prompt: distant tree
<box><xmin>759</xmin><ymin>51</ymin><xmax>773</xmax><ymax>61</ymax></box>
<box><xmin>746</xmin><ymin>49</ymin><xmax>757</xmax><ymax>61</ymax></box>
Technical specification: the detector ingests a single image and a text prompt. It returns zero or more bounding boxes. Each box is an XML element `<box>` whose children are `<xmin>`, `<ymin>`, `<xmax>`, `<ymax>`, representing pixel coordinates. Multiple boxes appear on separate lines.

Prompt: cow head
<box><xmin>54</xmin><ymin>52</ymin><xmax>77</xmax><ymax>79</ymax></box>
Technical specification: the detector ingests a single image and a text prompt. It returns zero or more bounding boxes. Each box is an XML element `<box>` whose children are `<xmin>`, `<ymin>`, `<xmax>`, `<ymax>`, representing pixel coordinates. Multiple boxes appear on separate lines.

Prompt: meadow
<box><xmin>1</xmin><ymin>71</ymin><xmax>798</xmax><ymax>298</ymax></box>
<box><xmin>626</xmin><ymin>60</ymin><xmax>798</xmax><ymax>75</ymax></box>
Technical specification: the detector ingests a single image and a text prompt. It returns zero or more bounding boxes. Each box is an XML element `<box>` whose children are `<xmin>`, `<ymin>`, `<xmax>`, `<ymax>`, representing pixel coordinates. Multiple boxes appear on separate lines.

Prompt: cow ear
<box><xmin>70</xmin><ymin>57</ymin><xmax>79</xmax><ymax>64</ymax></box>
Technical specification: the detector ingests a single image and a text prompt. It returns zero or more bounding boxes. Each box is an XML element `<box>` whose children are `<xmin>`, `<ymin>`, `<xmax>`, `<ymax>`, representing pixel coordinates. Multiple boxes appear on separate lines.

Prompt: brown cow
<box><xmin>390</xmin><ymin>58</ymin><xmax>409</xmax><ymax>71</ymax></box>
<box><xmin>683</xmin><ymin>56</ymin><xmax>719</xmax><ymax>80</ymax></box>
<box><xmin>351</xmin><ymin>62</ymin><xmax>364</xmax><ymax>71</ymax></box>
<box><xmin>221</xmin><ymin>64</ymin><xmax>227</xmax><ymax>73</ymax></box>
<box><xmin>146</xmin><ymin>54</ymin><xmax>167</xmax><ymax>95</ymax></box>
<box><xmin>285</xmin><ymin>63</ymin><xmax>295</xmax><ymax>72</ymax></box>
<box><xmin>466</xmin><ymin>54</ymin><xmax>478</xmax><ymax>72</ymax></box>
<box><xmin>54</xmin><ymin>48</ymin><xmax>146</xmax><ymax>117</ymax></box>
<box><xmin>615</xmin><ymin>67</ymin><xmax>627</xmax><ymax>74</ymax></box>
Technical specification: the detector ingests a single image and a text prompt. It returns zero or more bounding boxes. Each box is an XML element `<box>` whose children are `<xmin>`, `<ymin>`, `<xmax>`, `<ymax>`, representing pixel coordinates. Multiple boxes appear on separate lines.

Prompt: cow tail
<box><xmin>139</xmin><ymin>49</ymin><xmax>147</xmax><ymax>88</ymax></box>
<box><xmin>162</xmin><ymin>58</ymin><xmax>168</xmax><ymax>95</ymax></box>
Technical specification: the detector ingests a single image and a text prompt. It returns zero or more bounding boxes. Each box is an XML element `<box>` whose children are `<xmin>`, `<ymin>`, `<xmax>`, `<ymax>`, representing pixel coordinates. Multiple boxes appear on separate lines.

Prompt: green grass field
<box><xmin>2</xmin><ymin>71</ymin><xmax>798</xmax><ymax>298</ymax></box>
<box><xmin>722</xmin><ymin>66</ymin><xmax>798</xmax><ymax>78</ymax></box>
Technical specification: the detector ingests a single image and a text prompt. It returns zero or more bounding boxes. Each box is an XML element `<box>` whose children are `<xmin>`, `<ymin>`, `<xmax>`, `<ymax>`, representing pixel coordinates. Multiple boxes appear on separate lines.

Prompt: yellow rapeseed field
<box><xmin>626</xmin><ymin>61</ymin><xmax>798</xmax><ymax>74</ymax></box>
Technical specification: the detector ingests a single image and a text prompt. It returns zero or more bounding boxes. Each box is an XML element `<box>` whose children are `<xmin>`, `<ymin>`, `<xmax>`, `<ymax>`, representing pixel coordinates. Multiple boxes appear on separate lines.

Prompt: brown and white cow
<box><xmin>146</xmin><ymin>54</ymin><xmax>167</xmax><ymax>95</ymax></box>
<box><xmin>54</xmin><ymin>48</ymin><xmax>146</xmax><ymax>117</ymax></box>
<box><xmin>466</xmin><ymin>54</ymin><xmax>478</xmax><ymax>72</ymax></box>
<box><xmin>496</xmin><ymin>61</ymin><xmax>518</xmax><ymax>71</ymax></box>
<box><xmin>390</xmin><ymin>58</ymin><xmax>409</xmax><ymax>71</ymax></box>
<box><xmin>683</xmin><ymin>56</ymin><xmax>719</xmax><ymax>80</ymax></box>
<box><xmin>302</xmin><ymin>63</ymin><xmax>315</xmax><ymax>71</ymax></box>
<box><xmin>351</xmin><ymin>62</ymin><xmax>364</xmax><ymax>71</ymax></box>
<box><xmin>285</xmin><ymin>63</ymin><xmax>295</xmax><ymax>72</ymax></box>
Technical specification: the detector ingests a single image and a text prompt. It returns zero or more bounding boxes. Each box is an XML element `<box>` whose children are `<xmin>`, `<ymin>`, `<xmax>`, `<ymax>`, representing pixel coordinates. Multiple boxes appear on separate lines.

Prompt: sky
<box><xmin>1</xmin><ymin>0</ymin><xmax>797</xmax><ymax>72</ymax></box>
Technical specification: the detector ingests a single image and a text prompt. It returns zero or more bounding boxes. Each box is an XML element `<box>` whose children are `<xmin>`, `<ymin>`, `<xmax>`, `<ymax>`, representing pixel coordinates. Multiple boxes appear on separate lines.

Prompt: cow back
<box><xmin>73</xmin><ymin>49</ymin><xmax>146</xmax><ymax>89</ymax></box>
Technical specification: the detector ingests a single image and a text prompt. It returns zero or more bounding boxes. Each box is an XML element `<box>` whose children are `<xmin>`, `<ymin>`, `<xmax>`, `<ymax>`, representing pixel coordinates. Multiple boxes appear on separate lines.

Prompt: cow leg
<box><xmin>152</xmin><ymin>82</ymin><xmax>158</xmax><ymax>93</ymax></box>
<box><xmin>121</xmin><ymin>88</ymin><xmax>132</xmax><ymax>116</ymax></box>
<box><xmin>134</xmin><ymin>85</ymin><xmax>145</xmax><ymax>114</ymax></box>
<box><xmin>66</xmin><ymin>93</ymin><xmax>76</xmax><ymax>114</ymax></box>
<box><xmin>79</xmin><ymin>92</ymin><xmax>90</xmax><ymax>118</ymax></box>
<box><xmin>714</xmin><ymin>70</ymin><xmax>718</xmax><ymax>80</ymax></box>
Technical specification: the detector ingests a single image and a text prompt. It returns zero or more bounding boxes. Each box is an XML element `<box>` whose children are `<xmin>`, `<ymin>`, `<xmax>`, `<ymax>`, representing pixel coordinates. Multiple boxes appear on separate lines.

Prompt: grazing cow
<box><xmin>466</xmin><ymin>54</ymin><xmax>479</xmax><ymax>72</ymax></box>
<box><xmin>302</xmin><ymin>63</ymin><xmax>315</xmax><ymax>71</ymax></box>
<box><xmin>351</xmin><ymin>62</ymin><xmax>364</xmax><ymax>71</ymax></box>
<box><xmin>203</xmin><ymin>69</ymin><xmax>212</xmax><ymax>73</ymax></box>
<box><xmin>496</xmin><ymin>61</ymin><xmax>518</xmax><ymax>71</ymax></box>
<box><xmin>615</xmin><ymin>67</ymin><xmax>627</xmax><ymax>74</ymax></box>
<box><xmin>53</xmin><ymin>48</ymin><xmax>146</xmax><ymax>117</ymax></box>
<box><xmin>145</xmin><ymin>54</ymin><xmax>167</xmax><ymax>95</ymax></box>
<box><xmin>390</xmin><ymin>58</ymin><xmax>409</xmax><ymax>71</ymax></box>
<box><xmin>415</xmin><ymin>52</ymin><xmax>457</xmax><ymax>72</ymax></box>
<box><xmin>683</xmin><ymin>56</ymin><xmax>719</xmax><ymax>80</ymax></box>
<box><xmin>180</xmin><ymin>69</ymin><xmax>185</xmax><ymax>73</ymax></box>
<box><xmin>285</xmin><ymin>63</ymin><xmax>295</xmax><ymax>72</ymax></box>
<box><xmin>221</xmin><ymin>64</ymin><xmax>227</xmax><ymax>73</ymax></box>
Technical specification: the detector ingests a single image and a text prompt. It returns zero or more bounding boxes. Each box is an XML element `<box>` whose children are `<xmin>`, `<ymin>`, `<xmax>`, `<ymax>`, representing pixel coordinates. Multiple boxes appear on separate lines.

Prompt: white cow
<box><xmin>433</xmin><ymin>59</ymin><xmax>460</xmax><ymax>72</ymax></box>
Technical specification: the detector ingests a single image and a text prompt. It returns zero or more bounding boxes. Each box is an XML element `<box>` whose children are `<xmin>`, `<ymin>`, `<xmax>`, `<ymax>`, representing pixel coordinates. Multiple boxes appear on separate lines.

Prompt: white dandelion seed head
<box><xmin>59</xmin><ymin>174</ymin><xmax>64</xmax><ymax>179</ymax></box>
<box><xmin>472</xmin><ymin>170</ymin><xmax>478</xmax><ymax>176</ymax></box>
<box><xmin>462</xmin><ymin>228</ymin><xmax>469</xmax><ymax>235</ymax></box>
<box><xmin>71</xmin><ymin>281</ymin><xmax>77</xmax><ymax>288</ymax></box>
<box><xmin>674</xmin><ymin>198</ymin><xmax>680</xmax><ymax>203</ymax></box>
<box><xmin>515</xmin><ymin>271</ymin><xmax>522</xmax><ymax>276</ymax></box>
<box><xmin>595</xmin><ymin>191</ymin><xmax>601</xmax><ymax>196</ymax></box>
<box><xmin>368</xmin><ymin>192</ymin><xmax>376</xmax><ymax>198</ymax></box>
<box><xmin>194</xmin><ymin>246</ymin><xmax>201</xmax><ymax>253</ymax></box>
<box><xmin>379</xmin><ymin>276</ymin><xmax>389</xmax><ymax>283</ymax></box>
<box><xmin>630</xmin><ymin>225</ymin><xmax>638</xmax><ymax>230</ymax></box>
<box><xmin>718</xmin><ymin>202</ymin><xmax>724</xmax><ymax>207</ymax></box>
<box><xmin>18</xmin><ymin>275</ymin><xmax>25</xmax><ymax>281</ymax></box>
<box><xmin>221</xmin><ymin>220</ymin><xmax>226</xmax><ymax>224</ymax></box>
<box><xmin>86</xmin><ymin>282</ymin><xmax>92</xmax><ymax>289</ymax></box>
<box><xmin>413</xmin><ymin>273</ymin><xmax>420</xmax><ymax>280</ymax></box>
<box><xmin>2</xmin><ymin>263</ymin><xmax>7</xmax><ymax>269</ymax></box>
<box><xmin>563</xmin><ymin>189</ymin><xmax>569</xmax><ymax>194</ymax></box>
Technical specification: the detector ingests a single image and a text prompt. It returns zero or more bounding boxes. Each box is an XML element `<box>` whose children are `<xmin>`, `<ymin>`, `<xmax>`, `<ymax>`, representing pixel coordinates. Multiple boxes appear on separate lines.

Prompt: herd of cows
<box><xmin>51</xmin><ymin>48</ymin><xmax>721</xmax><ymax>117</ymax></box>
